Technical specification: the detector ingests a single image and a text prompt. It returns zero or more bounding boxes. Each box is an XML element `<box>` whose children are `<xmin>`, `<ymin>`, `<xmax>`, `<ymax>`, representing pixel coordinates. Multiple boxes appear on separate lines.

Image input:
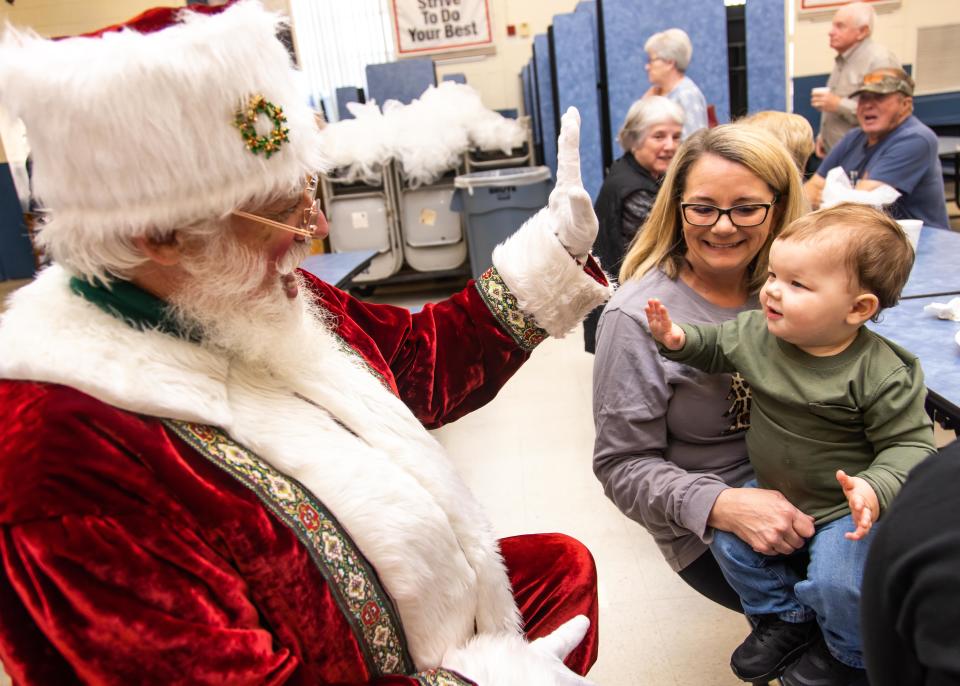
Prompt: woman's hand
<box><xmin>708</xmin><ymin>487</ymin><xmax>815</xmax><ymax>555</ymax></box>
<box><xmin>837</xmin><ymin>469</ymin><xmax>878</xmax><ymax>540</ymax></box>
<box><xmin>645</xmin><ymin>298</ymin><xmax>686</xmax><ymax>350</ymax></box>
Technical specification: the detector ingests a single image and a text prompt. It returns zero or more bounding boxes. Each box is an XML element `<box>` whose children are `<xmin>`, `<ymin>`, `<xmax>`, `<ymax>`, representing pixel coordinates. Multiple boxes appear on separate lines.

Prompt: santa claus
<box><xmin>0</xmin><ymin>2</ymin><xmax>611</xmax><ymax>684</ymax></box>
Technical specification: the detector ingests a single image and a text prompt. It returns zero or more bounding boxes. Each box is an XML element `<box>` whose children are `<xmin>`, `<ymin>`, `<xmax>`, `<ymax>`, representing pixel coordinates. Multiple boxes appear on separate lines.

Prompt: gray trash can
<box><xmin>451</xmin><ymin>166</ymin><xmax>552</xmax><ymax>280</ymax></box>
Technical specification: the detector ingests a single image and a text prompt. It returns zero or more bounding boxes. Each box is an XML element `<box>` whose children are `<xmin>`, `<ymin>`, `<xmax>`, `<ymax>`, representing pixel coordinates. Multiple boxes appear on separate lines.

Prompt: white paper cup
<box><xmin>897</xmin><ymin>219</ymin><xmax>922</xmax><ymax>250</ymax></box>
<box><xmin>811</xmin><ymin>86</ymin><xmax>830</xmax><ymax>97</ymax></box>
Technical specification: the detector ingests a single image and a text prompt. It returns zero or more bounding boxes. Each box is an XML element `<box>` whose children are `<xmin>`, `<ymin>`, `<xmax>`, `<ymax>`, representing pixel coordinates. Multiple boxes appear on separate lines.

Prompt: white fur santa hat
<box><xmin>0</xmin><ymin>1</ymin><xmax>327</xmax><ymax>260</ymax></box>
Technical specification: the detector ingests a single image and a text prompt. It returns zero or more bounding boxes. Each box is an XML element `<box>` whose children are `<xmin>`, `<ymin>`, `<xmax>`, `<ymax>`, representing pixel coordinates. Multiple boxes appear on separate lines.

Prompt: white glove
<box><xmin>549</xmin><ymin>107</ymin><xmax>599</xmax><ymax>262</ymax></box>
<box><xmin>441</xmin><ymin>615</ymin><xmax>595</xmax><ymax>685</ymax></box>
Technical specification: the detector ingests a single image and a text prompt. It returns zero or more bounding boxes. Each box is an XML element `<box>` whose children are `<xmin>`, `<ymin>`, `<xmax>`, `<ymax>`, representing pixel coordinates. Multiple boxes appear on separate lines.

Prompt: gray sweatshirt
<box><xmin>592</xmin><ymin>269</ymin><xmax>755</xmax><ymax>571</ymax></box>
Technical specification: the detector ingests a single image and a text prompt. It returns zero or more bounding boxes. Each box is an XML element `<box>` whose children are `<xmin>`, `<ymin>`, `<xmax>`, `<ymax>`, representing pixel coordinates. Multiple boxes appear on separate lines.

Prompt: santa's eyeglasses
<box><xmin>233</xmin><ymin>174</ymin><xmax>320</xmax><ymax>238</ymax></box>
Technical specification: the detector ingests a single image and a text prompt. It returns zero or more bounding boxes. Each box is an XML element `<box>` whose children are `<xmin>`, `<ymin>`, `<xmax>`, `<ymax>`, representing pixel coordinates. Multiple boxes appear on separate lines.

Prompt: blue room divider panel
<box><xmin>521</xmin><ymin>63</ymin><xmax>534</xmax><ymax>123</ymax></box>
<box><xmin>0</xmin><ymin>163</ymin><xmax>34</xmax><ymax>280</ymax></box>
<box><xmin>600</xmin><ymin>0</ymin><xmax>729</xmax><ymax>163</ymax></box>
<box><xmin>534</xmin><ymin>33</ymin><xmax>558</xmax><ymax>178</ymax></box>
<box><xmin>526</xmin><ymin>61</ymin><xmax>543</xmax><ymax>146</ymax></box>
<box><xmin>792</xmin><ymin>73</ymin><xmax>829</xmax><ymax>143</ymax></box>
<box><xmin>745</xmin><ymin>0</ymin><xmax>786</xmax><ymax>113</ymax></box>
<box><xmin>553</xmin><ymin>10</ymin><xmax>604</xmax><ymax>202</ymax></box>
<box><xmin>365</xmin><ymin>58</ymin><xmax>436</xmax><ymax>106</ymax></box>
<box><xmin>335</xmin><ymin>87</ymin><xmax>364</xmax><ymax>121</ymax></box>
<box><xmin>576</xmin><ymin>1</ymin><xmax>601</xmax><ymax>84</ymax></box>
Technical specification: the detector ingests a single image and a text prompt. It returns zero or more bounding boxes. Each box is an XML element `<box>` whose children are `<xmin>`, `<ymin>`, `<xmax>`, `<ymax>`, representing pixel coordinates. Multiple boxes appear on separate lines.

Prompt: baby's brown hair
<box><xmin>777</xmin><ymin>203</ymin><xmax>914</xmax><ymax>320</ymax></box>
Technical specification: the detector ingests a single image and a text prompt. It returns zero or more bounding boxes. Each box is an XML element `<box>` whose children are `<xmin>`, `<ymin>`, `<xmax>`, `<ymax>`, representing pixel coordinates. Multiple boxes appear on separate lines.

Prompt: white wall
<box><xmin>793</xmin><ymin>0</ymin><xmax>960</xmax><ymax>77</ymax></box>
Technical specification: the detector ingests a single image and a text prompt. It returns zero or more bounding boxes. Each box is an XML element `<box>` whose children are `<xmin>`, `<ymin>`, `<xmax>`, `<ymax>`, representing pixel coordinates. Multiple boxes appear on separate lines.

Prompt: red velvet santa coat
<box><xmin>0</xmin><ymin>222</ymin><xmax>610</xmax><ymax>685</ymax></box>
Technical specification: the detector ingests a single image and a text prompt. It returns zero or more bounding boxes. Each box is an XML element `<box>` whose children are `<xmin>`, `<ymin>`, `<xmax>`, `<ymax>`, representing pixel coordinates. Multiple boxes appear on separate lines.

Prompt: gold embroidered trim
<box><xmin>475</xmin><ymin>267</ymin><xmax>547</xmax><ymax>351</ymax></box>
<box><xmin>412</xmin><ymin>668</ymin><xmax>476</xmax><ymax>685</ymax></box>
<box><xmin>162</xmin><ymin>419</ymin><xmax>413</xmax><ymax>677</ymax></box>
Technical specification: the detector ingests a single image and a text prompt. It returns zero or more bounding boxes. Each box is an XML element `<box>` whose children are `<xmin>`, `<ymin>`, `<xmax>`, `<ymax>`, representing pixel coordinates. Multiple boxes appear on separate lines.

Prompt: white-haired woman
<box><xmin>584</xmin><ymin>96</ymin><xmax>683</xmax><ymax>352</ymax></box>
<box><xmin>644</xmin><ymin>28</ymin><xmax>708</xmax><ymax>139</ymax></box>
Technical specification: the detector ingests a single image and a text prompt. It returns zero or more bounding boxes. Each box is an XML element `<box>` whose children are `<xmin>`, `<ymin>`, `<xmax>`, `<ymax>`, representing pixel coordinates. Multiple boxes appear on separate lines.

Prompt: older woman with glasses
<box><xmin>584</xmin><ymin>96</ymin><xmax>683</xmax><ymax>353</ymax></box>
<box><xmin>592</xmin><ymin>125</ymin><xmax>809</xmax><ymax>613</ymax></box>
<box><xmin>644</xmin><ymin>28</ymin><xmax>708</xmax><ymax>140</ymax></box>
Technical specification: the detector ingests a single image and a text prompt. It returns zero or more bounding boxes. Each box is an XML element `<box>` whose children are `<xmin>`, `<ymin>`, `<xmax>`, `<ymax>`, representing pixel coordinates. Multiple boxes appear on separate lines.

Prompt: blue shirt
<box><xmin>667</xmin><ymin>76</ymin><xmax>708</xmax><ymax>140</ymax></box>
<box><xmin>820</xmin><ymin>115</ymin><xmax>948</xmax><ymax>228</ymax></box>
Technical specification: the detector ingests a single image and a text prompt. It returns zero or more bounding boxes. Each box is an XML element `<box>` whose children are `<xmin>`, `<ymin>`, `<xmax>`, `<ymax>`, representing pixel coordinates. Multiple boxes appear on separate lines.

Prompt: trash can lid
<box><xmin>454</xmin><ymin>165</ymin><xmax>551</xmax><ymax>189</ymax></box>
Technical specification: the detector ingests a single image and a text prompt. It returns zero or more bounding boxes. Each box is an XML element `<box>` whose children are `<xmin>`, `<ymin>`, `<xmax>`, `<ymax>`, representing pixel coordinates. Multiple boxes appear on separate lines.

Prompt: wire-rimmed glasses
<box><xmin>233</xmin><ymin>174</ymin><xmax>320</xmax><ymax>238</ymax></box>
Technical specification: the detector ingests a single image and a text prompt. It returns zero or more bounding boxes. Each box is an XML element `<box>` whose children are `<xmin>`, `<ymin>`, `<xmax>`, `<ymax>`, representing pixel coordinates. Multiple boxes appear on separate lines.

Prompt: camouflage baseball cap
<box><xmin>853</xmin><ymin>69</ymin><xmax>915</xmax><ymax>97</ymax></box>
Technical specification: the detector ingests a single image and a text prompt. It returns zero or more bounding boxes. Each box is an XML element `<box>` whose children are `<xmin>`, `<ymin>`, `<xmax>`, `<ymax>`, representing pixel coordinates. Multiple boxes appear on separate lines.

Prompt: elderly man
<box><xmin>812</xmin><ymin>1</ymin><xmax>899</xmax><ymax>158</ymax></box>
<box><xmin>804</xmin><ymin>68</ymin><xmax>949</xmax><ymax>229</ymax></box>
<box><xmin>0</xmin><ymin>3</ymin><xmax>611</xmax><ymax>684</ymax></box>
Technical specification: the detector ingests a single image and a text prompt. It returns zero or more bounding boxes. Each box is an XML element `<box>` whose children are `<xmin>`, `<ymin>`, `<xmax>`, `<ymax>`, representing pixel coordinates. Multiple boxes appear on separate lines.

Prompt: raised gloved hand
<box><xmin>441</xmin><ymin>614</ymin><xmax>595</xmax><ymax>685</ymax></box>
<box><xmin>549</xmin><ymin>107</ymin><xmax>599</xmax><ymax>263</ymax></box>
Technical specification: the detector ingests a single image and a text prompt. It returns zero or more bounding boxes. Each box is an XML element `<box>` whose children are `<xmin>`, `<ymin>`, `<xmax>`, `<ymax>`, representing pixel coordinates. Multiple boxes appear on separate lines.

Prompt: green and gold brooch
<box><xmin>234</xmin><ymin>93</ymin><xmax>290</xmax><ymax>158</ymax></box>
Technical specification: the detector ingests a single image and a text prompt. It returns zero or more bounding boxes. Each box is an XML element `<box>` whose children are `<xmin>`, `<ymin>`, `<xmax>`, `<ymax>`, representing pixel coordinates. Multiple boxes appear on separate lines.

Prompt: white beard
<box><xmin>165</xmin><ymin>231</ymin><xmax>335</xmax><ymax>383</ymax></box>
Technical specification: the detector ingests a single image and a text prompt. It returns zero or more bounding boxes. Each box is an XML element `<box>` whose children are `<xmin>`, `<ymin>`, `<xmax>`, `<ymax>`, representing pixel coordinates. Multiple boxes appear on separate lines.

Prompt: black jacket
<box><xmin>862</xmin><ymin>438</ymin><xmax>960</xmax><ymax>685</ymax></box>
<box><xmin>584</xmin><ymin>153</ymin><xmax>660</xmax><ymax>353</ymax></box>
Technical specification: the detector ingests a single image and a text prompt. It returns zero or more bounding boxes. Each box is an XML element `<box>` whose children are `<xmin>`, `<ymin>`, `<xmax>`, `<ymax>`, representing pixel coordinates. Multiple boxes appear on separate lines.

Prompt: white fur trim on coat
<box><xmin>0</xmin><ymin>266</ymin><xmax>522</xmax><ymax>673</ymax></box>
<box><xmin>492</xmin><ymin>217</ymin><xmax>611</xmax><ymax>339</ymax></box>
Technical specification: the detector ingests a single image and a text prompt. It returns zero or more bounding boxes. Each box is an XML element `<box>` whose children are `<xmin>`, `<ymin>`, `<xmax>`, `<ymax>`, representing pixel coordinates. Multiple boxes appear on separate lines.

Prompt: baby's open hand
<box><xmin>836</xmin><ymin>470</ymin><xmax>879</xmax><ymax>540</ymax></box>
<box><xmin>645</xmin><ymin>298</ymin><xmax>686</xmax><ymax>350</ymax></box>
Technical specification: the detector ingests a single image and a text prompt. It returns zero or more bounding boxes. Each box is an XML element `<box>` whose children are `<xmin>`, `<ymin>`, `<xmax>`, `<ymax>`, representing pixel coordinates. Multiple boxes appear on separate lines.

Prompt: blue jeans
<box><xmin>710</xmin><ymin>493</ymin><xmax>872</xmax><ymax>669</ymax></box>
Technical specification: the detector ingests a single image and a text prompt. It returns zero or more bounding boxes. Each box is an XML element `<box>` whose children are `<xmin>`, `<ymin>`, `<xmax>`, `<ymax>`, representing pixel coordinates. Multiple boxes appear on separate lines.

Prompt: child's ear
<box><xmin>848</xmin><ymin>293</ymin><xmax>879</xmax><ymax>325</ymax></box>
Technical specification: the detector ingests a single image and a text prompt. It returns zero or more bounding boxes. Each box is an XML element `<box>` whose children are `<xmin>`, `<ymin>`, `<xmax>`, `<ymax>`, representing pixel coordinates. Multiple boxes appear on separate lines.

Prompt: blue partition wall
<box><xmin>528</xmin><ymin>60</ymin><xmax>543</xmax><ymax>148</ymax></box>
<box><xmin>365</xmin><ymin>58</ymin><xmax>436</xmax><ymax>105</ymax></box>
<box><xmin>745</xmin><ymin>0</ymin><xmax>786</xmax><ymax>112</ymax></box>
<box><xmin>552</xmin><ymin>10</ymin><xmax>604</xmax><ymax>201</ymax></box>
<box><xmin>533</xmin><ymin>34</ymin><xmax>558</xmax><ymax>177</ymax></box>
<box><xmin>601</xmin><ymin>0</ymin><xmax>729</xmax><ymax>163</ymax></box>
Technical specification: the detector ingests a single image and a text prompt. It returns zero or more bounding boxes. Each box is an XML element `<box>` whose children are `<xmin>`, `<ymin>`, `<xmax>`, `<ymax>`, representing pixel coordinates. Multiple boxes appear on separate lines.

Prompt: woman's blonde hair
<box><xmin>740</xmin><ymin>111</ymin><xmax>815</xmax><ymax>172</ymax></box>
<box><xmin>618</xmin><ymin>124</ymin><xmax>807</xmax><ymax>292</ymax></box>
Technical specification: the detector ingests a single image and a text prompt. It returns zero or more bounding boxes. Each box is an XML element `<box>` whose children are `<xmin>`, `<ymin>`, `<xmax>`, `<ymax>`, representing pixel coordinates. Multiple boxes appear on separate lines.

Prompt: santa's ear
<box><xmin>848</xmin><ymin>292</ymin><xmax>879</xmax><ymax>325</ymax></box>
<box><xmin>132</xmin><ymin>232</ymin><xmax>184</xmax><ymax>267</ymax></box>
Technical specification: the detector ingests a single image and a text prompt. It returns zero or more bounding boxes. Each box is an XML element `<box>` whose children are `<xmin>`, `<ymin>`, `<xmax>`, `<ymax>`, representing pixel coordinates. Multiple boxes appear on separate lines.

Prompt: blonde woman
<box><xmin>593</xmin><ymin>125</ymin><xmax>807</xmax><ymax>611</ymax></box>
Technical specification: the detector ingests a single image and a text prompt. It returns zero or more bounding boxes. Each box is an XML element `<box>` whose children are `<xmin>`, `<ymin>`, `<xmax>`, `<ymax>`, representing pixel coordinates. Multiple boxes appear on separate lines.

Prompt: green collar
<box><xmin>69</xmin><ymin>276</ymin><xmax>198</xmax><ymax>341</ymax></box>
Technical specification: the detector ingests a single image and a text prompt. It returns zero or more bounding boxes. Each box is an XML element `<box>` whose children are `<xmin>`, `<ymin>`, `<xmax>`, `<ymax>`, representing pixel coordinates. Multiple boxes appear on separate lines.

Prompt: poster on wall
<box><xmin>799</xmin><ymin>0</ymin><xmax>901</xmax><ymax>16</ymax></box>
<box><xmin>391</xmin><ymin>0</ymin><xmax>494</xmax><ymax>57</ymax></box>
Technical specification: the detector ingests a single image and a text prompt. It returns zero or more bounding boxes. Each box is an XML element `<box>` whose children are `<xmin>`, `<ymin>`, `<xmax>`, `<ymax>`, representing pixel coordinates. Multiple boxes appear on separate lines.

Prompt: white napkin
<box><xmin>821</xmin><ymin>166</ymin><xmax>901</xmax><ymax>210</ymax></box>
<box><xmin>923</xmin><ymin>297</ymin><xmax>960</xmax><ymax>321</ymax></box>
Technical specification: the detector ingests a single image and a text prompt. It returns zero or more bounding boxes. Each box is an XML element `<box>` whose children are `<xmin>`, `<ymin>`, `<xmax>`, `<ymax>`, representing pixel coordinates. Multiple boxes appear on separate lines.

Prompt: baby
<box><xmin>646</xmin><ymin>202</ymin><xmax>935</xmax><ymax>685</ymax></box>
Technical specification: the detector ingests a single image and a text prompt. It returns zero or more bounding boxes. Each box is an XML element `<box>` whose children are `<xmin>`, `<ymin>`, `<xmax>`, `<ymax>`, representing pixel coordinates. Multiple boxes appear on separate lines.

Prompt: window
<box><xmin>289</xmin><ymin>0</ymin><xmax>396</xmax><ymax>120</ymax></box>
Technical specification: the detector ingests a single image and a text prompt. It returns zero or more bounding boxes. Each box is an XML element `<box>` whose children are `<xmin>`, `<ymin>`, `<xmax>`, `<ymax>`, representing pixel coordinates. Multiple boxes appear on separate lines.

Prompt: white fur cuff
<box><xmin>492</xmin><ymin>217</ymin><xmax>612</xmax><ymax>339</ymax></box>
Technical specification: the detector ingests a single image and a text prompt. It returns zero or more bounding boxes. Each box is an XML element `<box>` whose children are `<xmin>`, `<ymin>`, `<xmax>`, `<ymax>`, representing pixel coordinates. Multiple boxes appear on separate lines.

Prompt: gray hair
<box><xmin>45</xmin><ymin>217</ymin><xmax>225</xmax><ymax>285</ymax></box>
<box><xmin>841</xmin><ymin>2</ymin><xmax>875</xmax><ymax>33</ymax></box>
<box><xmin>644</xmin><ymin>28</ymin><xmax>693</xmax><ymax>72</ymax></box>
<box><xmin>618</xmin><ymin>96</ymin><xmax>685</xmax><ymax>152</ymax></box>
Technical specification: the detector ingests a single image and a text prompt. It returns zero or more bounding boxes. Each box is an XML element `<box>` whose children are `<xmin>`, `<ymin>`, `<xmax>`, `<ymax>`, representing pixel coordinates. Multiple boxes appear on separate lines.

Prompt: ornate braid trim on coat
<box><xmin>475</xmin><ymin>267</ymin><xmax>548</xmax><ymax>351</ymax></box>
<box><xmin>411</xmin><ymin>667</ymin><xmax>477</xmax><ymax>685</ymax></box>
<box><xmin>163</xmin><ymin>419</ymin><xmax>414</xmax><ymax>677</ymax></box>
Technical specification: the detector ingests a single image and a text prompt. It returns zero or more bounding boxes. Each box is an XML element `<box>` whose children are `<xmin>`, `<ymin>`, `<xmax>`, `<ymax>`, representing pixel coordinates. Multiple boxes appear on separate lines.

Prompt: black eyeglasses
<box><xmin>680</xmin><ymin>198</ymin><xmax>778</xmax><ymax>228</ymax></box>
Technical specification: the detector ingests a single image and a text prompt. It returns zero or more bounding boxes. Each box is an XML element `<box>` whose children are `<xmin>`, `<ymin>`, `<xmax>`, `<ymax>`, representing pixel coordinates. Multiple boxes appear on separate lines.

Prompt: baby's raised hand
<box><xmin>836</xmin><ymin>469</ymin><xmax>879</xmax><ymax>540</ymax></box>
<box><xmin>645</xmin><ymin>298</ymin><xmax>686</xmax><ymax>350</ymax></box>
